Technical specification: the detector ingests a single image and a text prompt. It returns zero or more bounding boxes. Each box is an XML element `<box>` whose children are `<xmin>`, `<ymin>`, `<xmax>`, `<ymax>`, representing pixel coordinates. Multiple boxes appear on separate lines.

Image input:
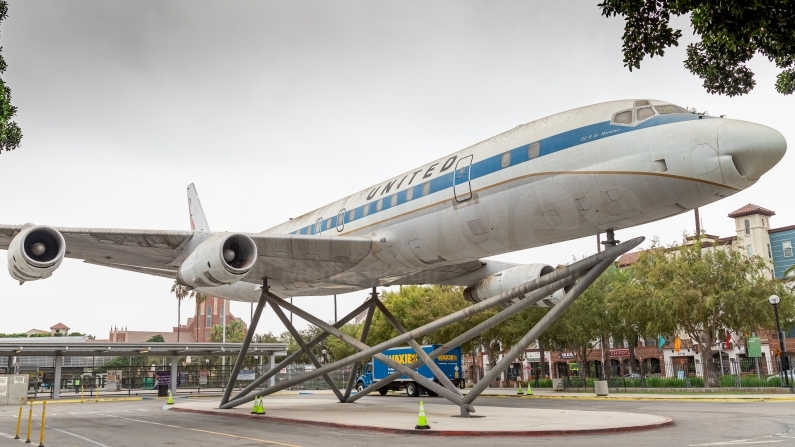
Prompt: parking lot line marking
<box><xmin>44</xmin><ymin>425</ymin><xmax>112</xmax><ymax>447</ymax></box>
<box><xmin>104</xmin><ymin>414</ymin><xmax>302</xmax><ymax>447</ymax></box>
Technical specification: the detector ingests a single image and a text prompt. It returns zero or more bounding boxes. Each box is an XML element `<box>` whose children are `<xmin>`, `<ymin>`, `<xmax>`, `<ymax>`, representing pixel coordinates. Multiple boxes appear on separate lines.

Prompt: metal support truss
<box><xmin>218</xmin><ymin>236</ymin><xmax>643</xmax><ymax>413</ymax></box>
<box><xmin>220</xmin><ymin>279</ymin><xmax>269</xmax><ymax>407</ymax></box>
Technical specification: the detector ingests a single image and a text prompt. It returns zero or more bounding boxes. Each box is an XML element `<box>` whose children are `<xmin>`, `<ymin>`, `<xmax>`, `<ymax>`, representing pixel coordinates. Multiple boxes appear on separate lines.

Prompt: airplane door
<box><xmin>453</xmin><ymin>155</ymin><xmax>473</xmax><ymax>202</ymax></box>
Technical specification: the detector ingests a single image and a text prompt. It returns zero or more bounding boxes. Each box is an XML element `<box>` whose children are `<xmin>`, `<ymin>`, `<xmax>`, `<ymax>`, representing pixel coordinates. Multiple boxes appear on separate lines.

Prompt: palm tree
<box><xmin>171</xmin><ymin>280</ymin><xmax>189</xmax><ymax>342</ymax></box>
<box><xmin>192</xmin><ymin>290</ymin><xmax>208</xmax><ymax>342</ymax></box>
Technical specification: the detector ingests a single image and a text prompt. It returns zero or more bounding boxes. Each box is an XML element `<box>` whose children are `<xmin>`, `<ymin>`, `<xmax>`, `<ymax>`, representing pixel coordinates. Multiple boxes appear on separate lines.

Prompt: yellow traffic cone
<box><xmin>251</xmin><ymin>397</ymin><xmax>259</xmax><ymax>414</ymax></box>
<box><xmin>415</xmin><ymin>400</ymin><xmax>430</xmax><ymax>429</ymax></box>
<box><xmin>527</xmin><ymin>384</ymin><xmax>533</xmax><ymax>395</ymax></box>
<box><xmin>167</xmin><ymin>390</ymin><xmax>174</xmax><ymax>405</ymax></box>
<box><xmin>255</xmin><ymin>397</ymin><xmax>265</xmax><ymax>415</ymax></box>
<box><xmin>517</xmin><ymin>384</ymin><xmax>524</xmax><ymax>395</ymax></box>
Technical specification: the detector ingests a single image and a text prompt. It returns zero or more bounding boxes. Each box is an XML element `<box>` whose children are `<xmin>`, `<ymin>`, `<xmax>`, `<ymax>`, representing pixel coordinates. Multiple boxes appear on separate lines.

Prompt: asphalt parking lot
<box><xmin>1</xmin><ymin>394</ymin><xmax>794</xmax><ymax>446</ymax></box>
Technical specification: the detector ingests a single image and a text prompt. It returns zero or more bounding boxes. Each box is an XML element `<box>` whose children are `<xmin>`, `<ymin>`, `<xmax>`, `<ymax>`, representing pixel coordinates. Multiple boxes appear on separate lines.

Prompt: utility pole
<box><xmin>334</xmin><ymin>294</ymin><xmax>337</xmax><ymax>323</ymax></box>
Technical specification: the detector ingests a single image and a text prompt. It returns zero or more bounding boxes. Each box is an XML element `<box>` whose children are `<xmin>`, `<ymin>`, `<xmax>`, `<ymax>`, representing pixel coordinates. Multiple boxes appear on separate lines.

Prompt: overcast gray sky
<box><xmin>0</xmin><ymin>1</ymin><xmax>791</xmax><ymax>339</ymax></box>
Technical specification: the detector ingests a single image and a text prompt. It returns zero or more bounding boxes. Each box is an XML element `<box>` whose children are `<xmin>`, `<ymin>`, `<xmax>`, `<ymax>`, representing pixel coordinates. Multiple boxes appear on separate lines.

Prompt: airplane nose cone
<box><xmin>718</xmin><ymin>120</ymin><xmax>787</xmax><ymax>181</ymax></box>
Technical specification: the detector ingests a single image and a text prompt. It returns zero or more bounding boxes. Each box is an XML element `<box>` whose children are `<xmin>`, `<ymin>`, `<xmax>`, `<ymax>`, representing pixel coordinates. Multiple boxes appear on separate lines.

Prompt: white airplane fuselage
<box><xmin>199</xmin><ymin>99</ymin><xmax>786</xmax><ymax>302</ymax></box>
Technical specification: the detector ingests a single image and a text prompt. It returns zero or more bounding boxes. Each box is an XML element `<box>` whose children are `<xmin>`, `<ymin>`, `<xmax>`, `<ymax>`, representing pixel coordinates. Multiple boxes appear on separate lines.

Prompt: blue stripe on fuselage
<box><xmin>291</xmin><ymin>113</ymin><xmax>705</xmax><ymax>235</ymax></box>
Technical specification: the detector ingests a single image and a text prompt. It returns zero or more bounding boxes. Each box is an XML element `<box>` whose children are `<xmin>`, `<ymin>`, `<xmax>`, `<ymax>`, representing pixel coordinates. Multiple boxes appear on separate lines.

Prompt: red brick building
<box><xmin>107</xmin><ymin>296</ymin><xmax>247</xmax><ymax>343</ymax></box>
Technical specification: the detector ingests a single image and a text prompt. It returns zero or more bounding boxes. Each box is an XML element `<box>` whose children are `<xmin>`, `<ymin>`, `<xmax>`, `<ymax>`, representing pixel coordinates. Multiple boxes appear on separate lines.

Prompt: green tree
<box><xmin>254</xmin><ymin>332</ymin><xmax>281</xmax><ymax>343</ymax></box>
<box><xmin>599</xmin><ymin>0</ymin><xmax>795</xmax><ymax>95</ymax></box>
<box><xmin>170</xmin><ymin>280</ymin><xmax>189</xmax><ymax>342</ymax></box>
<box><xmin>210</xmin><ymin>320</ymin><xmax>244</xmax><ymax>343</ymax></box>
<box><xmin>0</xmin><ymin>1</ymin><xmax>21</xmax><ymax>154</ymax></box>
<box><xmin>146</xmin><ymin>334</ymin><xmax>165</xmax><ymax>343</ymax></box>
<box><xmin>619</xmin><ymin>239</ymin><xmax>792</xmax><ymax>386</ymax></box>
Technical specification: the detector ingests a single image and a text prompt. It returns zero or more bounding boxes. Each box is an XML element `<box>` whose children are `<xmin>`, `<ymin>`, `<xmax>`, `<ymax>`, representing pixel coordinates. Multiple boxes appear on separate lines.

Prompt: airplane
<box><xmin>0</xmin><ymin>99</ymin><xmax>787</xmax><ymax>308</ymax></box>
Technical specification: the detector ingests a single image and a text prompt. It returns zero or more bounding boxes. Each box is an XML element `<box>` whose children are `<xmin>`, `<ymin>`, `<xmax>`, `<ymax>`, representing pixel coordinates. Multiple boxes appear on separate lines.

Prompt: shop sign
<box><xmin>610</xmin><ymin>349</ymin><xmax>629</xmax><ymax>356</ymax></box>
<box><xmin>558</xmin><ymin>352</ymin><xmax>575</xmax><ymax>359</ymax></box>
<box><xmin>526</xmin><ymin>353</ymin><xmax>541</xmax><ymax>362</ymax></box>
<box><xmin>198</xmin><ymin>370</ymin><xmax>208</xmax><ymax>385</ymax></box>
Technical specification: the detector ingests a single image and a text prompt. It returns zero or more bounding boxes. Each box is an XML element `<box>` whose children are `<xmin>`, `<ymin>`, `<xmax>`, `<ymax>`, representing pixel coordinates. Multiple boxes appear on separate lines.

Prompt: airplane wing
<box><xmin>0</xmin><ymin>224</ymin><xmax>374</xmax><ymax>286</ymax></box>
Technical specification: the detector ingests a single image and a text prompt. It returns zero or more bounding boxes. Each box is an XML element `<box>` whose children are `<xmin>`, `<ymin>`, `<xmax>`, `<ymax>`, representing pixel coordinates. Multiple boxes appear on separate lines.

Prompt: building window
<box><xmin>747</xmin><ymin>245</ymin><xmax>753</xmax><ymax>256</ymax></box>
<box><xmin>744</xmin><ymin>219</ymin><xmax>750</xmax><ymax>235</ymax></box>
<box><xmin>784</xmin><ymin>241</ymin><xmax>793</xmax><ymax>257</ymax></box>
<box><xmin>768</xmin><ymin>244</ymin><xmax>772</xmax><ymax>258</ymax></box>
<box><xmin>206</xmin><ymin>304</ymin><xmax>212</xmax><ymax>327</ymax></box>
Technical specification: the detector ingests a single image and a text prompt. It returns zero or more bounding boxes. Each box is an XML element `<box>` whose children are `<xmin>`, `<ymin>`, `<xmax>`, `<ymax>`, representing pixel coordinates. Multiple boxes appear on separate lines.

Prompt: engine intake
<box><xmin>178</xmin><ymin>233</ymin><xmax>257</xmax><ymax>288</ymax></box>
<box><xmin>463</xmin><ymin>263</ymin><xmax>573</xmax><ymax>307</ymax></box>
<box><xmin>7</xmin><ymin>225</ymin><xmax>66</xmax><ymax>283</ymax></box>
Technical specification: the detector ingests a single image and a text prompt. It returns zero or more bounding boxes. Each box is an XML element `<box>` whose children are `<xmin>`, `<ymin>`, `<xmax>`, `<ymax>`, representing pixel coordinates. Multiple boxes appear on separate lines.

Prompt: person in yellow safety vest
<box><xmin>74</xmin><ymin>376</ymin><xmax>81</xmax><ymax>394</ymax></box>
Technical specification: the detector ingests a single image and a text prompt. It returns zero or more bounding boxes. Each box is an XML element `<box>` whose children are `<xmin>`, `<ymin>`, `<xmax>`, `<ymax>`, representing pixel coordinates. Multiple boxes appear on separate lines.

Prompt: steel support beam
<box><xmin>229</xmin><ymin>298</ymin><xmax>374</xmax><ymax>403</ymax></box>
<box><xmin>221</xmin><ymin>237</ymin><xmax>643</xmax><ymax>410</ymax></box>
<box><xmin>271</xmin><ymin>299</ymin><xmax>346</xmax><ymax>401</ymax></box>
<box><xmin>346</xmin><ymin>236</ymin><xmax>642</xmax><ymax>405</ymax></box>
<box><xmin>343</xmin><ymin>292</ymin><xmax>376</xmax><ymax>400</ymax></box>
<box><xmin>460</xmin><ymin>258</ymin><xmax>616</xmax><ymax>414</ymax></box>
<box><xmin>220</xmin><ymin>280</ymin><xmax>269</xmax><ymax>406</ymax></box>
<box><xmin>374</xmin><ymin>299</ymin><xmax>463</xmax><ymax>398</ymax></box>
<box><xmin>345</xmin><ymin>273</ymin><xmax>580</xmax><ymax>403</ymax></box>
<box><xmin>263</xmin><ymin>293</ymin><xmax>468</xmax><ymax>408</ymax></box>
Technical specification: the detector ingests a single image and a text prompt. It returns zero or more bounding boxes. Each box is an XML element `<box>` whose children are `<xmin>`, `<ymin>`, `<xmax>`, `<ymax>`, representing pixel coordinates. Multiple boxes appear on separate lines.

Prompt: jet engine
<box><xmin>463</xmin><ymin>263</ymin><xmax>574</xmax><ymax>307</ymax></box>
<box><xmin>178</xmin><ymin>233</ymin><xmax>258</xmax><ymax>288</ymax></box>
<box><xmin>7</xmin><ymin>225</ymin><xmax>66</xmax><ymax>283</ymax></box>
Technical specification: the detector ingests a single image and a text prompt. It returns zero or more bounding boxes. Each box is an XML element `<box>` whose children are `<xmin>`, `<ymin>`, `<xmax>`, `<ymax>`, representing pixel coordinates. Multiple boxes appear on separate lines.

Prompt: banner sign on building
<box><xmin>748</xmin><ymin>335</ymin><xmax>762</xmax><ymax>358</ymax></box>
<box><xmin>610</xmin><ymin>349</ymin><xmax>630</xmax><ymax>357</ymax></box>
<box><xmin>153</xmin><ymin>371</ymin><xmax>171</xmax><ymax>387</ymax></box>
<box><xmin>525</xmin><ymin>353</ymin><xmax>541</xmax><ymax>362</ymax></box>
<box><xmin>239</xmin><ymin>369</ymin><xmax>256</xmax><ymax>381</ymax></box>
<box><xmin>558</xmin><ymin>352</ymin><xmax>575</xmax><ymax>359</ymax></box>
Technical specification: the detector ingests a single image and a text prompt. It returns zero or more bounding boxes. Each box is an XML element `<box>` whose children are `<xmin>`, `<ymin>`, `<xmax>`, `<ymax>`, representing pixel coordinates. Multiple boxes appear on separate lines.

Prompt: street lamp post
<box><xmin>321</xmin><ymin>349</ymin><xmax>328</xmax><ymax>365</ymax></box>
<box><xmin>768</xmin><ymin>295</ymin><xmax>789</xmax><ymax>385</ymax></box>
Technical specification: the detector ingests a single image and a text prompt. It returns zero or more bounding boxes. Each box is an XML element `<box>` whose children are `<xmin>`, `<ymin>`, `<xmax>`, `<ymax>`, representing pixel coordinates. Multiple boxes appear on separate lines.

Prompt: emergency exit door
<box><xmin>453</xmin><ymin>155</ymin><xmax>473</xmax><ymax>202</ymax></box>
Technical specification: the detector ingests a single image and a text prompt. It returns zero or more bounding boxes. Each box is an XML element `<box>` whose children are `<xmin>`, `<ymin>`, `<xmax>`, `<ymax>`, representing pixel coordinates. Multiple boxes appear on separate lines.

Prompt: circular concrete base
<box><xmin>173</xmin><ymin>397</ymin><xmax>673</xmax><ymax>436</ymax></box>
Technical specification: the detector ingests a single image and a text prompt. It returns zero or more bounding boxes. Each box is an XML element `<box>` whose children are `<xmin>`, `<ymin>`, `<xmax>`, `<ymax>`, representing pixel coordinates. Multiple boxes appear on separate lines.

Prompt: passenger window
<box><xmin>637</xmin><ymin>107</ymin><xmax>655</xmax><ymax>121</ymax></box>
<box><xmin>501</xmin><ymin>152</ymin><xmax>511</xmax><ymax>168</ymax></box>
<box><xmin>315</xmin><ymin>218</ymin><xmax>322</xmax><ymax>235</ymax></box>
<box><xmin>363</xmin><ymin>204</ymin><xmax>370</xmax><ymax>217</ymax></box>
<box><xmin>348</xmin><ymin>209</ymin><xmax>355</xmax><ymax>222</ymax></box>
<box><xmin>528</xmin><ymin>141</ymin><xmax>540</xmax><ymax>159</ymax></box>
<box><xmin>406</xmin><ymin>187</ymin><xmax>414</xmax><ymax>201</ymax></box>
<box><xmin>376</xmin><ymin>199</ymin><xmax>383</xmax><ymax>212</ymax></box>
<box><xmin>654</xmin><ymin>104</ymin><xmax>687</xmax><ymax>115</ymax></box>
<box><xmin>422</xmin><ymin>181</ymin><xmax>430</xmax><ymax>196</ymax></box>
<box><xmin>390</xmin><ymin>194</ymin><xmax>398</xmax><ymax>207</ymax></box>
<box><xmin>613</xmin><ymin>110</ymin><xmax>633</xmax><ymax>124</ymax></box>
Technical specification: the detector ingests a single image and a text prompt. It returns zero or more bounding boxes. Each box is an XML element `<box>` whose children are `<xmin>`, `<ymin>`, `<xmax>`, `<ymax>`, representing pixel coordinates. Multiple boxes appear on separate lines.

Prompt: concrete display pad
<box><xmin>173</xmin><ymin>397</ymin><xmax>673</xmax><ymax>436</ymax></box>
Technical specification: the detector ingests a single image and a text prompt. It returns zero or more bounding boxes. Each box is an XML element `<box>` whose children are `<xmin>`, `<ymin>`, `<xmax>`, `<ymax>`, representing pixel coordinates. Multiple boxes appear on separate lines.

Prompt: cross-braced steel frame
<box><xmin>219</xmin><ymin>235</ymin><xmax>643</xmax><ymax>417</ymax></box>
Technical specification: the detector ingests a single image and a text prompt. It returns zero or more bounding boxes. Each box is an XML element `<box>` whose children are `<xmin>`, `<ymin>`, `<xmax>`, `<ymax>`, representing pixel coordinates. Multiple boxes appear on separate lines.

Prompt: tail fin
<box><xmin>187</xmin><ymin>183</ymin><xmax>210</xmax><ymax>232</ymax></box>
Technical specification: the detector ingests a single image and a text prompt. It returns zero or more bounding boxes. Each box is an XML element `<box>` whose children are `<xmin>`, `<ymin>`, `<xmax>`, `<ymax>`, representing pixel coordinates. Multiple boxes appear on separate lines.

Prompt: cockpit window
<box><xmin>634</xmin><ymin>100</ymin><xmax>650</xmax><ymax>107</ymax></box>
<box><xmin>612</xmin><ymin>110</ymin><xmax>633</xmax><ymax>125</ymax></box>
<box><xmin>654</xmin><ymin>104</ymin><xmax>688</xmax><ymax>115</ymax></box>
<box><xmin>636</xmin><ymin>107</ymin><xmax>655</xmax><ymax>121</ymax></box>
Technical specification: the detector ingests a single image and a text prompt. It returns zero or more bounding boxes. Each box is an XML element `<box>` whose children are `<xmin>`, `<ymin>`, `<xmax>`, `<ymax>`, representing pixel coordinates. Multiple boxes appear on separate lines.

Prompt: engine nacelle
<box><xmin>178</xmin><ymin>233</ymin><xmax>257</xmax><ymax>288</ymax></box>
<box><xmin>7</xmin><ymin>225</ymin><xmax>66</xmax><ymax>283</ymax></box>
<box><xmin>463</xmin><ymin>263</ymin><xmax>573</xmax><ymax>307</ymax></box>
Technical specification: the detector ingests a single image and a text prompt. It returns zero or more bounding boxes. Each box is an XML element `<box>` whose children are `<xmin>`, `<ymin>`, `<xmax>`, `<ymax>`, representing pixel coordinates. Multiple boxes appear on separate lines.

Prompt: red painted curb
<box><xmin>171</xmin><ymin>407</ymin><xmax>674</xmax><ymax>437</ymax></box>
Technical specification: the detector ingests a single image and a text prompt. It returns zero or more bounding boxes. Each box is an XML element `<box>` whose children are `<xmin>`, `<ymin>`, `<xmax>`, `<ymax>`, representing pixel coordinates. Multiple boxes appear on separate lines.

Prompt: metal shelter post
<box><xmin>220</xmin><ymin>279</ymin><xmax>269</xmax><ymax>407</ymax></box>
<box><xmin>269</xmin><ymin>354</ymin><xmax>275</xmax><ymax>388</ymax></box>
<box><xmin>53</xmin><ymin>356</ymin><xmax>62</xmax><ymax>400</ymax></box>
<box><xmin>170</xmin><ymin>356</ymin><xmax>178</xmax><ymax>396</ymax></box>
